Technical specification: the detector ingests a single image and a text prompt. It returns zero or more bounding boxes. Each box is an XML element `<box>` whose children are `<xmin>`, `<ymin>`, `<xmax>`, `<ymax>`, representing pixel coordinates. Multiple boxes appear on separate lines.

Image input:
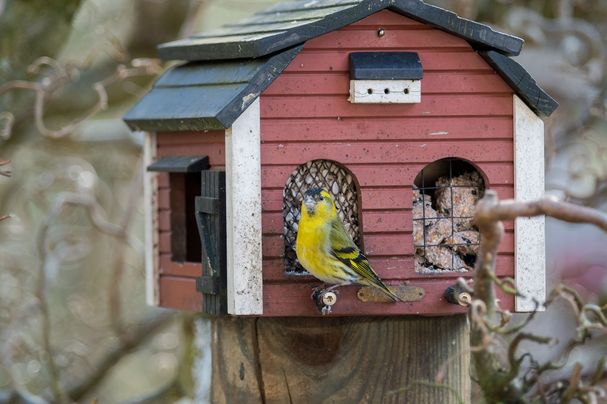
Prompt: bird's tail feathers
<box><xmin>369</xmin><ymin>280</ymin><xmax>402</xmax><ymax>302</ymax></box>
<box><xmin>380</xmin><ymin>284</ymin><xmax>403</xmax><ymax>302</ymax></box>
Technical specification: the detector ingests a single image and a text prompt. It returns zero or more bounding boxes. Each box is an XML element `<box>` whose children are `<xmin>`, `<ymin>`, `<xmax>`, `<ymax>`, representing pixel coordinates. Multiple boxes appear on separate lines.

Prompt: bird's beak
<box><xmin>303</xmin><ymin>194</ymin><xmax>316</xmax><ymax>214</ymax></box>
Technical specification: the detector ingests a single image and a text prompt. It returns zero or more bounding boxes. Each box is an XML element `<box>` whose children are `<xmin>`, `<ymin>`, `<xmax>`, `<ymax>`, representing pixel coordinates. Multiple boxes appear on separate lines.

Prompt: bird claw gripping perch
<box><xmin>312</xmin><ymin>288</ymin><xmax>339</xmax><ymax>315</ymax></box>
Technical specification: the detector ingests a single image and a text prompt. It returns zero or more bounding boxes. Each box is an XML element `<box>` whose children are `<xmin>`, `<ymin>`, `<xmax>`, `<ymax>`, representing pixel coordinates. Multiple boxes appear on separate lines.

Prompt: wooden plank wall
<box><xmin>156</xmin><ymin>131</ymin><xmax>225</xmax><ymax>310</ymax></box>
<box><xmin>259</xmin><ymin>10</ymin><xmax>516</xmax><ymax>316</ymax></box>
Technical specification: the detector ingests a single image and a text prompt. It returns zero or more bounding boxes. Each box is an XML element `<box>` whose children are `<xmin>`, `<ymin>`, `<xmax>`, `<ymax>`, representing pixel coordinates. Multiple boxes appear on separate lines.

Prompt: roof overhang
<box><xmin>123</xmin><ymin>45</ymin><xmax>303</xmax><ymax>132</ymax></box>
<box><xmin>158</xmin><ymin>0</ymin><xmax>524</xmax><ymax>61</ymax></box>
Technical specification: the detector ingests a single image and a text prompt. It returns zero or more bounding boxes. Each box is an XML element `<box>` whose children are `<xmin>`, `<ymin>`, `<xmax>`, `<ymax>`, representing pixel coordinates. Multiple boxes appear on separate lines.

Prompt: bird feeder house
<box><xmin>124</xmin><ymin>0</ymin><xmax>558</xmax><ymax>316</ymax></box>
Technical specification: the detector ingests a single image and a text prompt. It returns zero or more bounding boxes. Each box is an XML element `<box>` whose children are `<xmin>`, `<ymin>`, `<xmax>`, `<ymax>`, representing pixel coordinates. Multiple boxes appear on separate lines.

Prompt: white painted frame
<box><xmin>513</xmin><ymin>95</ymin><xmax>546</xmax><ymax>312</ymax></box>
<box><xmin>349</xmin><ymin>79</ymin><xmax>421</xmax><ymax>103</ymax></box>
<box><xmin>225</xmin><ymin>99</ymin><xmax>263</xmax><ymax>315</ymax></box>
<box><xmin>143</xmin><ymin>131</ymin><xmax>159</xmax><ymax>306</ymax></box>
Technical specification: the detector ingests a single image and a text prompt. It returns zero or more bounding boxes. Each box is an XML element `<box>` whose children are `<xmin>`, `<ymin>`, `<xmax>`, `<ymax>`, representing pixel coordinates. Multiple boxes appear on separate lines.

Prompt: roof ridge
<box><xmin>157</xmin><ymin>0</ymin><xmax>523</xmax><ymax>61</ymax></box>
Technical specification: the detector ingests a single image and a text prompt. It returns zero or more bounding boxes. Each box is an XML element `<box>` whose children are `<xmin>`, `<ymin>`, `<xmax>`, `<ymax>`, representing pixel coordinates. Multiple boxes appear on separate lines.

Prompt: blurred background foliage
<box><xmin>0</xmin><ymin>0</ymin><xmax>605</xmax><ymax>402</ymax></box>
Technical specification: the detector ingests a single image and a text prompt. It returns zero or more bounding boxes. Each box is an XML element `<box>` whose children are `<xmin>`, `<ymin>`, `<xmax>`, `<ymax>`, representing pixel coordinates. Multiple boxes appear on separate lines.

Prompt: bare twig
<box><xmin>476</xmin><ymin>196</ymin><xmax>607</xmax><ymax>232</ymax></box>
<box><xmin>470</xmin><ymin>191</ymin><xmax>607</xmax><ymax>402</ymax></box>
<box><xmin>0</xmin><ymin>57</ymin><xmax>162</xmax><ymax>139</ymax></box>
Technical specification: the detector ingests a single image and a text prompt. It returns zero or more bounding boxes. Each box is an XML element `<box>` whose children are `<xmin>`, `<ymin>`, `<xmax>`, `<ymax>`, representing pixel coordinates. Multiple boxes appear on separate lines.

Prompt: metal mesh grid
<box><xmin>283</xmin><ymin>160</ymin><xmax>360</xmax><ymax>274</ymax></box>
<box><xmin>413</xmin><ymin>158</ymin><xmax>485</xmax><ymax>272</ymax></box>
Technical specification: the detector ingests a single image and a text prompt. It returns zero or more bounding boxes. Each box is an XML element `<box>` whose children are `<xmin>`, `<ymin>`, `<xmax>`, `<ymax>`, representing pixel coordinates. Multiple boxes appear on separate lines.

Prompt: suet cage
<box><xmin>413</xmin><ymin>158</ymin><xmax>485</xmax><ymax>273</ymax></box>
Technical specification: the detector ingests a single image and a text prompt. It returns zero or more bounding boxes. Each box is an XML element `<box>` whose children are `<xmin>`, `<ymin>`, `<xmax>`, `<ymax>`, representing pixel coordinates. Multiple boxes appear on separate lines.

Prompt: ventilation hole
<box><xmin>404</xmin><ymin>88</ymin><xmax>410</xmax><ymax>95</ymax></box>
<box><xmin>384</xmin><ymin>88</ymin><xmax>390</xmax><ymax>94</ymax></box>
<box><xmin>367</xmin><ymin>88</ymin><xmax>373</xmax><ymax>94</ymax></box>
<box><xmin>283</xmin><ymin>160</ymin><xmax>361</xmax><ymax>274</ymax></box>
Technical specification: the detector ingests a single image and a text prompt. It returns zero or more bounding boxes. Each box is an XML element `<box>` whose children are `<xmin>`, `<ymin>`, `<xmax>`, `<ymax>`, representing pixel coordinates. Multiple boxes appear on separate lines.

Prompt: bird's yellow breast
<box><xmin>296</xmin><ymin>210</ymin><xmax>341</xmax><ymax>283</ymax></box>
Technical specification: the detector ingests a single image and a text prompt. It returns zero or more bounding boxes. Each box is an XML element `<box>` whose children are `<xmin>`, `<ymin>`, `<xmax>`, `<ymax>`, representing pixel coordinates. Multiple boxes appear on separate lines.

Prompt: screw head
<box><xmin>377</xmin><ymin>28</ymin><xmax>385</xmax><ymax>37</ymax></box>
<box><xmin>322</xmin><ymin>291</ymin><xmax>338</xmax><ymax>306</ymax></box>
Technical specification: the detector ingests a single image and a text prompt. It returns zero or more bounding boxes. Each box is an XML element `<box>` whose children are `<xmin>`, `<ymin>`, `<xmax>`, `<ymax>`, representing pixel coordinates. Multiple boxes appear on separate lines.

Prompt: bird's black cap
<box><xmin>304</xmin><ymin>188</ymin><xmax>323</xmax><ymax>197</ymax></box>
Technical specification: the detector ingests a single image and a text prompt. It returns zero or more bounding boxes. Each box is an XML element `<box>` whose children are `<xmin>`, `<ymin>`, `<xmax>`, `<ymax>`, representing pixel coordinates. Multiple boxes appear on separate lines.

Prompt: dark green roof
<box><xmin>158</xmin><ymin>0</ymin><xmax>524</xmax><ymax>61</ymax></box>
<box><xmin>124</xmin><ymin>0</ymin><xmax>557</xmax><ymax>132</ymax></box>
<box><xmin>124</xmin><ymin>45</ymin><xmax>302</xmax><ymax>131</ymax></box>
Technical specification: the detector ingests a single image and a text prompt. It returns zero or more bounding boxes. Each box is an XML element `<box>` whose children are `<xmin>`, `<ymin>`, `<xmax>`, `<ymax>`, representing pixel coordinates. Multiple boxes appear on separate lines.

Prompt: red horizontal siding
<box><xmin>158</xmin><ymin>275</ymin><xmax>515</xmax><ymax>315</ymax></box>
<box><xmin>260</xmin><ymin>117</ymin><xmax>513</xmax><ymax>142</ymax></box>
<box><xmin>159</xmin><ymin>254</ymin><xmax>201</xmax><ymax>277</ymax></box>
<box><xmin>304</xmin><ymin>28</ymin><xmax>472</xmax><ymax>50</ymax></box>
<box><xmin>159</xmin><ymin>276</ymin><xmax>202</xmax><ymax>311</ymax></box>
<box><xmin>284</xmin><ymin>51</ymin><xmax>493</xmax><ymax>73</ymax></box>
<box><xmin>263</xmin><ymin>280</ymin><xmax>514</xmax><ymax>316</ymax></box>
<box><xmin>262</xmin><ymin>94</ymin><xmax>513</xmax><ymax>118</ymax></box>
<box><xmin>260</xmin><ymin>140</ymin><xmax>513</xmax><ymax>165</ymax></box>
<box><xmin>265</xmin><ymin>72</ymin><xmax>511</xmax><ymax>95</ymax></box>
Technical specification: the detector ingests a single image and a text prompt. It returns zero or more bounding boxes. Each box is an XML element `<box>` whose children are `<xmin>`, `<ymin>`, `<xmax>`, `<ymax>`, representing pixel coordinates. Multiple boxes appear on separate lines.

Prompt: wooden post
<box><xmin>206</xmin><ymin>316</ymin><xmax>470</xmax><ymax>403</ymax></box>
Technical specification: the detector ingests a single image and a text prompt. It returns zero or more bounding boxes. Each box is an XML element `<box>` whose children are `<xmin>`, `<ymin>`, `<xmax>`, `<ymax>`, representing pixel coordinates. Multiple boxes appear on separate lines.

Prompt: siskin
<box><xmin>296</xmin><ymin>188</ymin><xmax>402</xmax><ymax>302</ymax></box>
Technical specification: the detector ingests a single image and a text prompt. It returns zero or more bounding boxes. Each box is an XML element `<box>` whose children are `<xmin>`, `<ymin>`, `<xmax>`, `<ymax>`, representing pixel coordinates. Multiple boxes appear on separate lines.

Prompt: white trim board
<box><xmin>225</xmin><ymin>99</ymin><xmax>263</xmax><ymax>315</ymax></box>
<box><xmin>143</xmin><ymin>131</ymin><xmax>159</xmax><ymax>306</ymax></box>
<box><xmin>513</xmin><ymin>95</ymin><xmax>546</xmax><ymax>312</ymax></box>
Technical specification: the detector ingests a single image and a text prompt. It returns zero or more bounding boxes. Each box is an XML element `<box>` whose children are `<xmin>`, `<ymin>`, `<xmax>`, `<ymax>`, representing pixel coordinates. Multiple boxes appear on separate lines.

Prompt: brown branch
<box><xmin>470</xmin><ymin>191</ymin><xmax>607</xmax><ymax>402</ymax></box>
<box><xmin>561</xmin><ymin>363</ymin><xmax>583</xmax><ymax>402</ymax></box>
<box><xmin>476</xmin><ymin>196</ymin><xmax>607</xmax><ymax>232</ymax></box>
<box><xmin>506</xmin><ymin>333</ymin><xmax>556</xmax><ymax>382</ymax></box>
<box><xmin>0</xmin><ymin>57</ymin><xmax>162</xmax><ymax>140</ymax></box>
<box><xmin>0</xmin><ymin>80</ymin><xmax>42</xmax><ymax>94</ymax></box>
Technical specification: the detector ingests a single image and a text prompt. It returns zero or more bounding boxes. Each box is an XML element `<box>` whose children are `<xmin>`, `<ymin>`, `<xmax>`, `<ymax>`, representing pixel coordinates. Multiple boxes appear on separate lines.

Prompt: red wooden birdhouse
<box><xmin>124</xmin><ymin>0</ymin><xmax>558</xmax><ymax>316</ymax></box>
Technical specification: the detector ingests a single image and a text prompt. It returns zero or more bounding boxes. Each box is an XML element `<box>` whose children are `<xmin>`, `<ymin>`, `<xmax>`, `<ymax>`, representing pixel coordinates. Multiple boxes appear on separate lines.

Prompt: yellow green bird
<box><xmin>296</xmin><ymin>188</ymin><xmax>402</xmax><ymax>302</ymax></box>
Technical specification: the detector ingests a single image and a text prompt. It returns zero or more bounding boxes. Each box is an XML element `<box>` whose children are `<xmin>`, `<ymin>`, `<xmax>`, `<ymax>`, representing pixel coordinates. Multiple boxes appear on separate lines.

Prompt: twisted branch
<box><xmin>471</xmin><ymin>191</ymin><xmax>607</xmax><ymax>402</ymax></box>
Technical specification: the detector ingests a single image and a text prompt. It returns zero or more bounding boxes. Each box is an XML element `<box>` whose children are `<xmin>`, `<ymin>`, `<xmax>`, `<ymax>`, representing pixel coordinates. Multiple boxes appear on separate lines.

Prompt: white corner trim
<box><xmin>225</xmin><ymin>99</ymin><xmax>263</xmax><ymax>315</ymax></box>
<box><xmin>143</xmin><ymin>131</ymin><xmax>159</xmax><ymax>306</ymax></box>
<box><xmin>514</xmin><ymin>95</ymin><xmax>546</xmax><ymax>312</ymax></box>
<box><xmin>349</xmin><ymin>80</ymin><xmax>421</xmax><ymax>104</ymax></box>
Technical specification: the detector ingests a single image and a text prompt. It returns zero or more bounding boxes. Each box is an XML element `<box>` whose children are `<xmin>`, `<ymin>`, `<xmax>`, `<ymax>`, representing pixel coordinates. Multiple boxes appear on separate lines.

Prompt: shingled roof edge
<box><xmin>157</xmin><ymin>0</ymin><xmax>523</xmax><ymax>62</ymax></box>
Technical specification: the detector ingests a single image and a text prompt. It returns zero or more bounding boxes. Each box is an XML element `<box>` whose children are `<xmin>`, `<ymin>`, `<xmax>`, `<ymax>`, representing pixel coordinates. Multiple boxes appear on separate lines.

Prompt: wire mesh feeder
<box><xmin>412</xmin><ymin>158</ymin><xmax>485</xmax><ymax>273</ymax></box>
<box><xmin>283</xmin><ymin>160</ymin><xmax>361</xmax><ymax>274</ymax></box>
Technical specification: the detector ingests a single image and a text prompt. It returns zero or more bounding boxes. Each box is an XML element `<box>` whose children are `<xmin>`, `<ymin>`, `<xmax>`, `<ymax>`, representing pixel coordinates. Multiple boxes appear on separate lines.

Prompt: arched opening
<box><xmin>283</xmin><ymin>160</ymin><xmax>362</xmax><ymax>274</ymax></box>
<box><xmin>413</xmin><ymin>158</ymin><xmax>486</xmax><ymax>272</ymax></box>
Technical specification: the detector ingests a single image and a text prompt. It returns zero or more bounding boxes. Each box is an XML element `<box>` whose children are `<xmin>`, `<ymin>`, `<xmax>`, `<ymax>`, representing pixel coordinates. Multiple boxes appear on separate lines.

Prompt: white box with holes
<box><xmin>349</xmin><ymin>79</ymin><xmax>421</xmax><ymax>104</ymax></box>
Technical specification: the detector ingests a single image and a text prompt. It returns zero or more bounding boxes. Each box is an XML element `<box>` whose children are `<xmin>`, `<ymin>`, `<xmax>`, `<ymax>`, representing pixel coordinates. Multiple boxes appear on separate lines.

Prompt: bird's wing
<box><xmin>329</xmin><ymin>218</ymin><xmax>402</xmax><ymax>302</ymax></box>
<box><xmin>329</xmin><ymin>218</ymin><xmax>380</xmax><ymax>282</ymax></box>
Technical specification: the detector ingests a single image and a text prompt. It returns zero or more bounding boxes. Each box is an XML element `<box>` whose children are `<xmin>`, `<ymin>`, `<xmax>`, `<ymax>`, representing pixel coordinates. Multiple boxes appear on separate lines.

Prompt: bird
<box><xmin>295</xmin><ymin>188</ymin><xmax>402</xmax><ymax>302</ymax></box>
